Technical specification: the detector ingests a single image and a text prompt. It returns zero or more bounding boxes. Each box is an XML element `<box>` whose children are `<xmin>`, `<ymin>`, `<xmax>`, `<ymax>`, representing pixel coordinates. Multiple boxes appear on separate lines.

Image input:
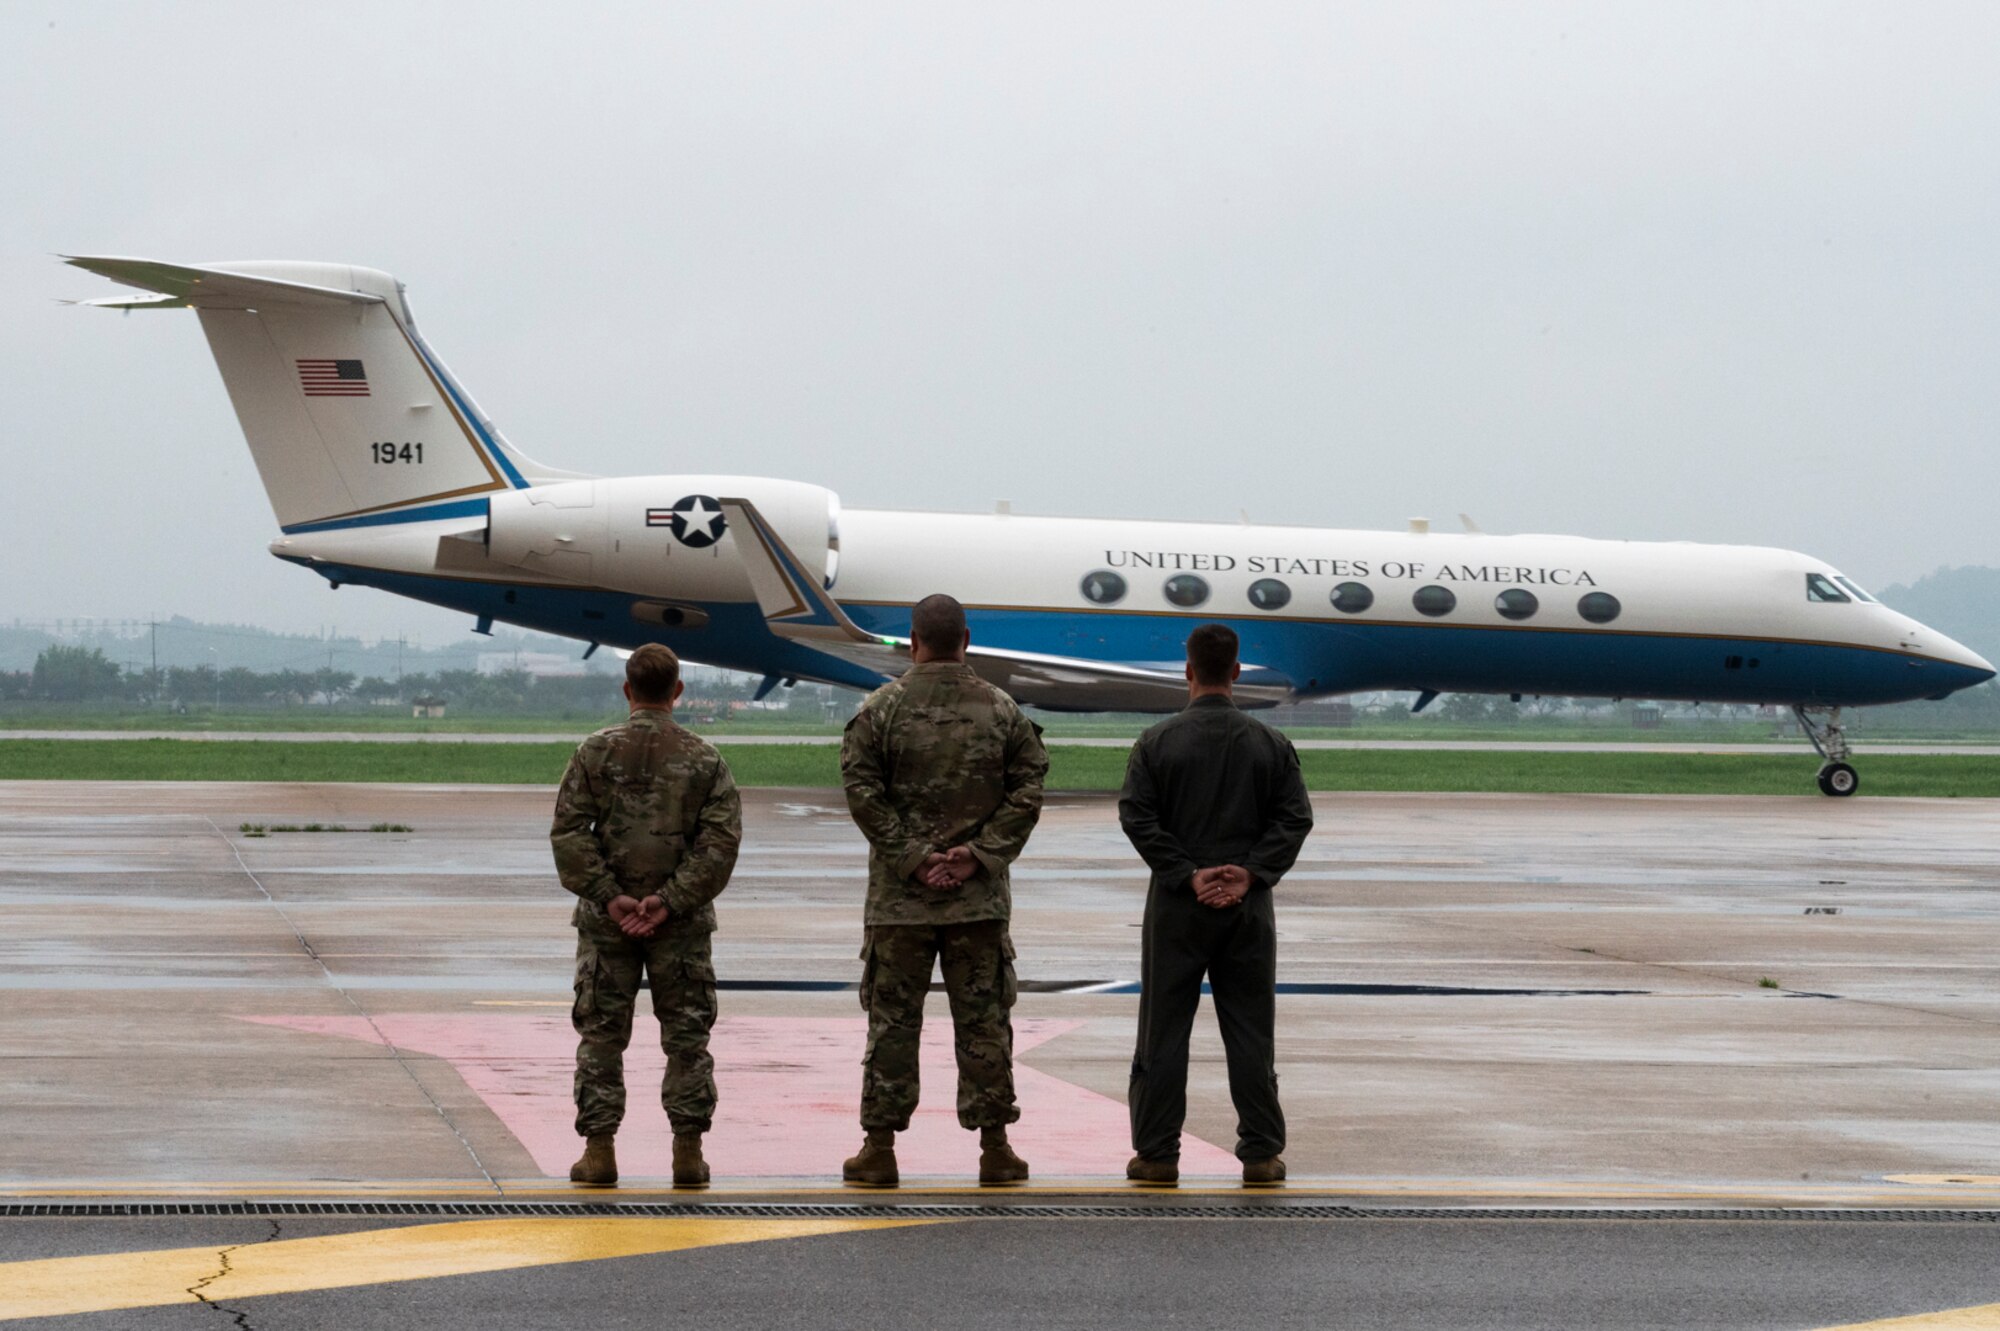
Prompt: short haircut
<box><xmin>909</xmin><ymin>593</ymin><xmax>968</xmax><ymax>657</ymax></box>
<box><xmin>626</xmin><ymin>643</ymin><xmax>681</xmax><ymax>703</ymax></box>
<box><xmin>1186</xmin><ymin>624</ymin><xmax>1238</xmax><ymax>686</ymax></box>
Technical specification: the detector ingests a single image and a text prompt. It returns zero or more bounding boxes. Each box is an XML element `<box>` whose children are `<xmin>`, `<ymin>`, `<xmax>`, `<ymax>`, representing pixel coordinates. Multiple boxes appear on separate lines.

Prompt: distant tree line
<box><xmin>0</xmin><ymin>645</ymin><xmax>642</xmax><ymax>715</ymax></box>
<box><xmin>5</xmin><ymin>644</ymin><xmax>1994</xmax><ymax>731</ymax></box>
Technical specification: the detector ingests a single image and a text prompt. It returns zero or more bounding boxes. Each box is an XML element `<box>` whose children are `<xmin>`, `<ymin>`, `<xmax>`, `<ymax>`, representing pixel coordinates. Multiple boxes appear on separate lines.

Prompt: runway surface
<box><xmin>3</xmin><ymin>782</ymin><xmax>1997</xmax><ymax>1327</ymax></box>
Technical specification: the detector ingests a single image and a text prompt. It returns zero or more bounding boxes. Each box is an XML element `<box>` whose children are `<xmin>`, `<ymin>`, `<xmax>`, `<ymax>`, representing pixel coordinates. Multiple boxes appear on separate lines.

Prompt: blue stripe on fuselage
<box><xmin>281</xmin><ymin>563</ymin><xmax>1988</xmax><ymax>707</ymax></box>
<box><xmin>295</xmin><ymin>562</ymin><xmax>888</xmax><ymax>690</ymax></box>
<box><xmin>839</xmin><ymin>603</ymin><xmax>1986</xmax><ymax>707</ymax></box>
<box><xmin>280</xmin><ymin>499</ymin><xmax>492</xmax><ymax>536</ymax></box>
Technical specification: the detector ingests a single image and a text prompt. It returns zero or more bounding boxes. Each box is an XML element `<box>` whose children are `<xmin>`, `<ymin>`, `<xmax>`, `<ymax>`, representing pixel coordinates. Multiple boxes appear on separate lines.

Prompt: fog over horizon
<box><xmin>6</xmin><ymin>3</ymin><xmax>1999</xmax><ymax>642</ymax></box>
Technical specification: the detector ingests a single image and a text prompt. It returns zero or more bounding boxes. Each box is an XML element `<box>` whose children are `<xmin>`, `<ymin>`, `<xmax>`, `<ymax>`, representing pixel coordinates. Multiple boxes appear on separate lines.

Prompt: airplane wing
<box><xmin>61</xmin><ymin>256</ymin><xmax>382</xmax><ymax>310</ymax></box>
<box><xmin>718</xmin><ymin>497</ymin><xmax>1294</xmax><ymax>710</ymax></box>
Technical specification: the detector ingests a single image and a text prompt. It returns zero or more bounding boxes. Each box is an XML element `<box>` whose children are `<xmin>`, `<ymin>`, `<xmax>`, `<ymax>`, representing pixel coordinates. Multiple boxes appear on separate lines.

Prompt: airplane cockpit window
<box><xmin>1495</xmin><ymin>589</ymin><xmax>1539</xmax><ymax>620</ymax></box>
<box><xmin>1578</xmin><ymin>592</ymin><xmax>1622</xmax><ymax>623</ymax></box>
<box><xmin>1247</xmin><ymin>578</ymin><xmax>1292</xmax><ymax>611</ymax></box>
<box><xmin>1080</xmin><ymin>571</ymin><xmax>1127</xmax><ymax>605</ymax></box>
<box><xmin>1806</xmin><ymin>573</ymin><xmax>1851</xmax><ymax>603</ymax></box>
<box><xmin>1163</xmin><ymin>574</ymin><xmax>1210</xmax><ymax>608</ymax></box>
<box><xmin>1330</xmin><ymin>581</ymin><xmax>1373</xmax><ymax>614</ymax></box>
<box><xmin>1412</xmin><ymin>585</ymin><xmax>1456</xmax><ymax>617</ymax></box>
<box><xmin>1833</xmin><ymin>576</ymin><xmax>1877</xmax><ymax>603</ymax></box>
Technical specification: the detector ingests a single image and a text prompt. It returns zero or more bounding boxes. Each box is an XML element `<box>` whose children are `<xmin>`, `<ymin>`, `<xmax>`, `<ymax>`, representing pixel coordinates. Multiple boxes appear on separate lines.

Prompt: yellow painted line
<box><xmin>9</xmin><ymin>1179</ymin><xmax>2000</xmax><ymax>1206</ymax></box>
<box><xmin>0</xmin><ymin>1216</ymin><xmax>936</xmax><ymax>1321</ymax></box>
<box><xmin>1813</xmin><ymin>1302</ymin><xmax>2000</xmax><ymax>1329</ymax></box>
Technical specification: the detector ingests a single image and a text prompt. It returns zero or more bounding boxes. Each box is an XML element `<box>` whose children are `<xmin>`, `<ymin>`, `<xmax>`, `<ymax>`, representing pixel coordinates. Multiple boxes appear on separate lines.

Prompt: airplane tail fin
<box><xmin>64</xmin><ymin>256</ymin><xmax>581</xmax><ymax>533</ymax></box>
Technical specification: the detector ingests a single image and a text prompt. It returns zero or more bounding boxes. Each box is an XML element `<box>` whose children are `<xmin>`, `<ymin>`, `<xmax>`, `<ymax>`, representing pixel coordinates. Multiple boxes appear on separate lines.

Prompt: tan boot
<box><xmin>671</xmin><ymin>1132</ymin><xmax>709</xmax><ymax>1187</ymax></box>
<box><xmin>842</xmin><ymin>1129</ymin><xmax>899</xmax><ymax>1188</ymax></box>
<box><xmin>978</xmin><ymin>1127</ymin><xmax>1029</xmax><ymax>1186</ymax></box>
<box><xmin>1126</xmin><ymin>1154</ymin><xmax>1179</xmax><ymax>1186</ymax></box>
<box><xmin>569</xmin><ymin>1133</ymin><xmax>617</xmax><ymax>1187</ymax></box>
<box><xmin>1242</xmin><ymin>1156</ymin><xmax>1287</xmax><ymax>1187</ymax></box>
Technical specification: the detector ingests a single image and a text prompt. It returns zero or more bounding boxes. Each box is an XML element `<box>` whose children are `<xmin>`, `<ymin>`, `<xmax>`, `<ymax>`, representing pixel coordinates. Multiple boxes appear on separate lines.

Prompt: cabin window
<box><xmin>1080</xmin><ymin>571</ymin><xmax>1127</xmax><ymax>606</ymax></box>
<box><xmin>1495</xmin><ymin>589</ymin><xmax>1539</xmax><ymax>620</ymax></box>
<box><xmin>1833</xmin><ymin>576</ymin><xmax>1877</xmax><ymax>603</ymax></box>
<box><xmin>1806</xmin><ymin>574</ymin><xmax>1850</xmax><ymax>603</ymax></box>
<box><xmin>1163</xmin><ymin>574</ymin><xmax>1210</xmax><ymax>608</ymax></box>
<box><xmin>1330</xmin><ymin>581</ymin><xmax>1373</xmax><ymax>614</ymax></box>
<box><xmin>1247</xmin><ymin>578</ymin><xmax>1291</xmax><ymax>611</ymax></box>
<box><xmin>1578</xmin><ymin>592</ymin><xmax>1622</xmax><ymax>623</ymax></box>
<box><xmin>1412</xmin><ymin>585</ymin><xmax>1456</xmax><ymax>617</ymax></box>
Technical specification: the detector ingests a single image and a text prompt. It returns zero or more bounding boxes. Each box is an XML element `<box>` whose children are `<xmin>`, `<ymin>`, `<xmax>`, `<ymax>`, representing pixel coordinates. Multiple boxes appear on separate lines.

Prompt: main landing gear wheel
<box><xmin>1794</xmin><ymin>706</ymin><xmax>1858</xmax><ymax>797</ymax></box>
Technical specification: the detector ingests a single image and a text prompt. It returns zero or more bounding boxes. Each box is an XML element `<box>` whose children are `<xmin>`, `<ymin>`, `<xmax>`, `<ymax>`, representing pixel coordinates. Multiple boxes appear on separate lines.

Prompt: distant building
<box><xmin>475</xmin><ymin>651</ymin><xmax>587</xmax><ymax>679</ymax></box>
<box><xmin>411</xmin><ymin>696</ymin><xmax>447</xmax><ymax>719</ymax></box>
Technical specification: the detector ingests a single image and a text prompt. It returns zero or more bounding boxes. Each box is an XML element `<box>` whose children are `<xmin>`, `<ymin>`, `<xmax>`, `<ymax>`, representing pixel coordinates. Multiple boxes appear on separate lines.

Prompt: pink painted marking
<box><xmin>243</xmin><ymin>1013</ymin><xmax>1242</xmax><ymax>1178</ymax></box>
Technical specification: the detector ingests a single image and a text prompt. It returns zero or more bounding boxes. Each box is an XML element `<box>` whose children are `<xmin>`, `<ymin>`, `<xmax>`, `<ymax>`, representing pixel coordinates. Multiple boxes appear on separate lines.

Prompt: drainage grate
<box><xmin>3</xmin><ymin>1201</ymin><xmax>1996</xmax><ymax>1224</ymax></box>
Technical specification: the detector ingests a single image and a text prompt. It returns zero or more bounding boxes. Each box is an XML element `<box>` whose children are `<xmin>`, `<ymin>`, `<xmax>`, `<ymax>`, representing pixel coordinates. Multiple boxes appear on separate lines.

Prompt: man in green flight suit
<box><xmin>550</xmin><ymin>643</ymin><xmax>741</xmax><ymax>1188</ymax></box>
<box><xmin>839</xmin><ymin>593</ymin><xmax>1050</xmax><ymax>1187</ymax></box>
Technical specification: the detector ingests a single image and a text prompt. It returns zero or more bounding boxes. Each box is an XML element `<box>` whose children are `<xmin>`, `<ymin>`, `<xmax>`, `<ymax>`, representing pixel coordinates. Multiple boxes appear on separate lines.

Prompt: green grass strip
<box><xmin>2</xmin><ymin>739</ymin><xmax>1999</xmax><ymax>796</ymax></box>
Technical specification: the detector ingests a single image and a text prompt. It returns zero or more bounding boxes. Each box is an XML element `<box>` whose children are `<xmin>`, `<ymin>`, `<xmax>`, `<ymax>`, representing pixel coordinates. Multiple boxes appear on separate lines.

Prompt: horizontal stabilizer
<box><xmin>62</xmin><ymin>256</ymin><xmax>382</xmax><ymax>310</ymax></box>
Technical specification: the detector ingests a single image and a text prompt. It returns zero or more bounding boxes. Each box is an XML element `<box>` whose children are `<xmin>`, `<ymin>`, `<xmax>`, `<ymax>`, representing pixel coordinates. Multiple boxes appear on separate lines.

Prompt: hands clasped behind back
<box><xmin>1191</xmin><ymin>864</ymin><xmax>1251</xmax><ymax>909</ymax></box>
<box><xmin>916</xmin><ymin>845</ymin><xmax>980</xmax><ymax>891</ymax></box>
<box><xmin>607</xmin><ymin>893</ymin><xmax>669</xmax><ymax>938</ymax></box>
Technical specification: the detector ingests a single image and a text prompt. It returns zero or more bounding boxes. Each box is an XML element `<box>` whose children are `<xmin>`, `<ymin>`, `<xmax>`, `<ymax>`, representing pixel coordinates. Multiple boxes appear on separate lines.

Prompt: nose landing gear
<box><xmin>1794</xmin><ymin>706</ymin><xmax>1858</xmax><ymax>797</ymax></box>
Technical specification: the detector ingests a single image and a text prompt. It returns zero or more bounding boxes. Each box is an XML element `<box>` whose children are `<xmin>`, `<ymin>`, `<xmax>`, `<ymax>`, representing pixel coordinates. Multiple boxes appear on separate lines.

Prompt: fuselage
<box><xmin>65</xmin><ymin>255</ymin><xmax>1990</xmax><ymax>716</ymax></box>
<box><xmin>275</xmin><ymin>489</ymin><xmax>1996</xmax><ymax>711</ymax></box>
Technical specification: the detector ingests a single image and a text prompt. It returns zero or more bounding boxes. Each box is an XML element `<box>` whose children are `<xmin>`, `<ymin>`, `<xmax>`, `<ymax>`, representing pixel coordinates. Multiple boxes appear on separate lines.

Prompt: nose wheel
<box><xmin>1795</xmin><ymin>706</ymin><xmax>1859</xmax><ymax>797</ymax></box>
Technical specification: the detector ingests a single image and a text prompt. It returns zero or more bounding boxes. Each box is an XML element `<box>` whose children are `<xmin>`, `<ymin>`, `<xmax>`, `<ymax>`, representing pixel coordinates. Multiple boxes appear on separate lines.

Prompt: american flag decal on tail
<box><xmin>297</xmin><ymin>358</ymin><xmax>369</xmax><ymax>396</ymax></box>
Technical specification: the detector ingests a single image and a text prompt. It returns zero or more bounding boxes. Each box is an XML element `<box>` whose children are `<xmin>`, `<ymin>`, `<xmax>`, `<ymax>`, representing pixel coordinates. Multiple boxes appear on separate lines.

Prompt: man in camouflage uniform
<box><xmin>550</xmin><ymin>643</ymin><xmax>741</xmax><ymax>1188</ymax></box>
<box><xmin>839</xmin><ymin>593</ymin><xmax>1049</xmax><ymax>1187</ymax></box>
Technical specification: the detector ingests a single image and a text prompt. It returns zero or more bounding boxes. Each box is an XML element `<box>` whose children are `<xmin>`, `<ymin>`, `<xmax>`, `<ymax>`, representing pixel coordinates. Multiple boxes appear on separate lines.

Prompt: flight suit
<box><xmin>551</xmin><ymin>709</ymin><xmax>741</xmax><ymax>1138</ymax></box>
<box><xmin>1119</xmin><ymin>694</ymin><xmax>1314</xmax><ymax>1164</ymax></box>
<box><xmin>840</xmin><ymin>661</ymin><xmax>1049</xmax><ymax>1132</ymax></box>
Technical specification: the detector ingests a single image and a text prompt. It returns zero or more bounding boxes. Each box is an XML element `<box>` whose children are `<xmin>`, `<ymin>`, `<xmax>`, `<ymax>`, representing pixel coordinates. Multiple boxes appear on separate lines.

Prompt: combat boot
<box><xmin>1242</xmin><ymin>1156</ymin><xmax>1287</xmax><ymax>1187</ymax></box>
<box><xmin>1125</xmin><ymin>1154</ymin><xmax>1179</xmax><ymax>1186</ymax></box>
<box><xmin>672</xmin><ymin>1132</ymin><xmax>710</xmax><ymax>1188</ymax></box>
<box><xmin>842</xmin><ymin>1129</ymin><xmax>900</xmax><ymax>1188</ymax></box>
<box><xmin>977</xmin><ymin>1127</ymin><xmax>1029</xmax><ymax>1186</ymax></box>
<box><xmin>569</xmin><ymin>1134</ymin><xmax>617</xmax><ymax>1187</ymax></box>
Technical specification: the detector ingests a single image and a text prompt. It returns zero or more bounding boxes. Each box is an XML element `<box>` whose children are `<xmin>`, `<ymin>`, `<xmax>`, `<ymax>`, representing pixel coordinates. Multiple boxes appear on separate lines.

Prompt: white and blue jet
<box><xmin>68</xmin><ymin>256</ymin><xmax>1995</xmax><ymax>796</ymax></box>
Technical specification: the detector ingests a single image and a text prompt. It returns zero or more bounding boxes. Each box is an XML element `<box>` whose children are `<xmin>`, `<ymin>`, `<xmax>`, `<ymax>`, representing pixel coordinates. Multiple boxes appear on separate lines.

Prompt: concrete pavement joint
<box><xmin>201</xmin><ymin>817</ymin><xmax>502</xmax><ymax>1195</ymax></box>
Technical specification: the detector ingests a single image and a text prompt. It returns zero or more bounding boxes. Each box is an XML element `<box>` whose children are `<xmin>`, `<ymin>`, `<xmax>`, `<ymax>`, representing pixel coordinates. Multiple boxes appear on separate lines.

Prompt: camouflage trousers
<box><xmin>858</xmin><ymin>920</ymin><xmax>1019</xmax><ymax>1132</ymax></box>
<box><xmin>572</xmin><ymin>924</ymin><xmax>718</xmax><ymax>1138</ymax></box>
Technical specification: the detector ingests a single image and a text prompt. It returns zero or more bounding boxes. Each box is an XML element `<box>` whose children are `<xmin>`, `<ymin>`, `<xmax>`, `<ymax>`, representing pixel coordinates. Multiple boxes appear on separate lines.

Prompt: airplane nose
<box><xmin>1930</xmin><ymin>632</ymin><xmax>1995</xmax><ymax>687</ymax></box>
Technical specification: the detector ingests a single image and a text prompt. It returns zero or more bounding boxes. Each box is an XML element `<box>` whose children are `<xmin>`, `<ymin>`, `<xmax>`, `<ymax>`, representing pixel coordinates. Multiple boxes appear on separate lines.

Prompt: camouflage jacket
<box><xmin>550</xmin><ymin>708</ymin><xmax>741</xmax><ymax>936</ymax></box>
<box><xmin>840</xmin><ymin>661</ymin><xmax>1049</xmax><ymax>925</ymax></box>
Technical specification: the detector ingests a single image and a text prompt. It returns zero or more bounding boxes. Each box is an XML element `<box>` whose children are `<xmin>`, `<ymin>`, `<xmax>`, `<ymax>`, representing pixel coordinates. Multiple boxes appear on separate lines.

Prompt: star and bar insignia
<box><xmin>648</xmin><ymin>494</ymin><xmax>727</xmax><ymax>548</ymax></box>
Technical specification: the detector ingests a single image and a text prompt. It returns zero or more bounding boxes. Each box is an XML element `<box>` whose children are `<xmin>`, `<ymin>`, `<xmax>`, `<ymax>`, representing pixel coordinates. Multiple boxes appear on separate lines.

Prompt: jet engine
<box><xmin>484</xmin><ymin>474</ymin><xmax>841</xmax><ymax>603</ymax></box>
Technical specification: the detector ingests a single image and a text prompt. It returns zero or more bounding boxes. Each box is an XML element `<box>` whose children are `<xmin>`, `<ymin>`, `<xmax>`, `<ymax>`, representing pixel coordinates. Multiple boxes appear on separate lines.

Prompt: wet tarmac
<box><xmin>4</xmin><ymin>781</ymin><xmax>1997</xmax><ymax>1328</ymax></box>
<box><xmin>3</xmin><ymin>779</ymin><xmax>1996</xmax><ymax>1198</ymax></box>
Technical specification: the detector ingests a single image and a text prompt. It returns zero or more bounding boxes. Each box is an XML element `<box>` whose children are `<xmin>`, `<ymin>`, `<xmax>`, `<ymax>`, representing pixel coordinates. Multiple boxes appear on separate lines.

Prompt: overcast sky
<box><xmin>6</xmin><ymin>1</ymin><xmax>1997</xmax><ymax>643</ymax></box>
